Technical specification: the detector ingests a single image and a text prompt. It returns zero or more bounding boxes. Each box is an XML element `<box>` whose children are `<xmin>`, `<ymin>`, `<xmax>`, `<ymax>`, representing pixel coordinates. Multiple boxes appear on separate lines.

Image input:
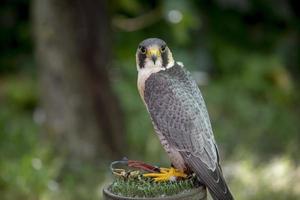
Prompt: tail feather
<box><xmin>203</xmin><ymin>167</ymin><xmax>234</xmax><ymax>200</ymax></box>
<box><xmin>182</xmin><ymin>153</ymin><xmax>234</xmax><ymax>200</ymax></box>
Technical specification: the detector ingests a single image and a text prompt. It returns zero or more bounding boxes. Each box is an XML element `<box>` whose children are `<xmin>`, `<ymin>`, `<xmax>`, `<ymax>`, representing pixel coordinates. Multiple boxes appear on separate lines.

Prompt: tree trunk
<box><xmin>32</xmin><ymin>0</ymin><xmax>125</xmax><ymax>163</ymax></box>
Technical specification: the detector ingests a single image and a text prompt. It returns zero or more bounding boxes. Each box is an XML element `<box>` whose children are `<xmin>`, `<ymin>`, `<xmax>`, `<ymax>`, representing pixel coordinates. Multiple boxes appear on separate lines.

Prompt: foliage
<box><xmin>109</xmin><ymin>175</ymin><xmax>199</xmax><ymax>198</ymax></box>
<box><xmin>0</xmin><ymin>0</ymin><xmax>299</xmax><ymax>199</ymax></box>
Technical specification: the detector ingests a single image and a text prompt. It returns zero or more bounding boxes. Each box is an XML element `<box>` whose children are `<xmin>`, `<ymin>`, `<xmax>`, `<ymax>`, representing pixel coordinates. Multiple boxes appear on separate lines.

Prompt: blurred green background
<box><xmin>0</xmin><ymin>0</ymin><xmax>299</xmax><ymax>199</ymax></box>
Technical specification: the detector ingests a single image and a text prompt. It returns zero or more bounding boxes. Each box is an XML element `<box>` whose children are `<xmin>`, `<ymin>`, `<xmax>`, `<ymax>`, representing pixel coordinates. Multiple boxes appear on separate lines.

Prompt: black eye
<box><xmin>160</xmin><ymin>45</ymin><xmax>166</xmax><ymax>52</ymax></box>
<box><xmin>139</xmin><ymin>46</ymin><xmax>146</xmax><ymax>54</ymax></box>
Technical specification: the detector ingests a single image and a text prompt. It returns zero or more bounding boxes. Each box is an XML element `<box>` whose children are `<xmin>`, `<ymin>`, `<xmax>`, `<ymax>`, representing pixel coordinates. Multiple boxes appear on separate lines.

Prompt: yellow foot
<box><xmin>143</xmin><ymin>167</ymin><xmax>187</xmax><ymax>182</ymax></box>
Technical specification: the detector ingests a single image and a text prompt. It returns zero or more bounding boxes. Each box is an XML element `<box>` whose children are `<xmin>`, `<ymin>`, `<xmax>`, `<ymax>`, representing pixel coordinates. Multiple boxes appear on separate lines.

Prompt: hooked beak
<box><xmin>147</xmin><ymin>48</ymin><xmax>160</xmax><ymax>64</ymax></box>
<box><xmin>151</xmin><ymin>55</ymin><xmax>157</xmax><ymax>64</ymax></box>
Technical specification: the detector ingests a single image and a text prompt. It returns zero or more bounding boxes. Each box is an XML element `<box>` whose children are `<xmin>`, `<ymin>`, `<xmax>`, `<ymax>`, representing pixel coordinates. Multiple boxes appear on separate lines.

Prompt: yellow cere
<box><xmin>147</xmin><ymin>47</ymin><xmax>161</xmax><ymax>57</ymax></box>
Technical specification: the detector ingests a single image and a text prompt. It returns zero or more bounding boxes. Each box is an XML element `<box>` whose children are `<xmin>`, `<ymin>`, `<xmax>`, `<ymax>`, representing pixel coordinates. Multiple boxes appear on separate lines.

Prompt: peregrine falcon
<box><xmin>136</xmin><ymin>38</ymin><xmax>234</xmax><ymax>200</ymax></box>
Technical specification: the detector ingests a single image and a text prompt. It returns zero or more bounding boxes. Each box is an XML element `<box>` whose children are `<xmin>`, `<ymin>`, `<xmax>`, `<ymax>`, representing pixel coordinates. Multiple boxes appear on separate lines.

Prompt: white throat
<box><xmin>137</xmin><ymin>65</ymin><xmax>163</xmax><ymax>99</ymax></box>
<box><xmin>136</xmin><ymin>47</ymin><xmax>176</xmax><ymax>98</ymax></box>
<box><xmin>166</xmin><ymin>60</ymin><xmax>175</xmax><ymax>69</ymax></box>
<box><xmin>137</xmin><ymin>59</ymin><xmax>177</xmax><ymax>99</ymax></box>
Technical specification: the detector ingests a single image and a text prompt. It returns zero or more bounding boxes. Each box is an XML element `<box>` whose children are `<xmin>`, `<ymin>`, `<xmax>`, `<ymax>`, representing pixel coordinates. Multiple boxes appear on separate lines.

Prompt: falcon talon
<box><xmin>143</xmin><ymin>167</ymin><xmax>187</xmax><ymax>182</ymax></box>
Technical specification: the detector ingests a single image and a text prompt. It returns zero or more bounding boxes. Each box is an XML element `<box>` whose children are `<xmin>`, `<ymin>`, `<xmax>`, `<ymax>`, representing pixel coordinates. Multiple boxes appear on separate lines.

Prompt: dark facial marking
<box><xmin>138</xmin><ymin>51</ymin><xmax>146</xmax><ymax>69</ymax></box>
<box><xmin>161</xmin><ymin>47</ymin><xmax>169</xmax><ymax>68</ymax></box>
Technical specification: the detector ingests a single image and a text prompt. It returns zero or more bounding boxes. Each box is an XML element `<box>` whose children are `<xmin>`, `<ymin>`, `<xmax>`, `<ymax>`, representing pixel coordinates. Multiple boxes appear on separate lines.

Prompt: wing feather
<box><xmin>143</xmin><ymin>64</ymin><xmax>234</xmax><ymax>199</ymax></box>
<box><xmin>144</xmin><ymin>64</ymin><xmax>217</xmax><ymax>169</ymax></box>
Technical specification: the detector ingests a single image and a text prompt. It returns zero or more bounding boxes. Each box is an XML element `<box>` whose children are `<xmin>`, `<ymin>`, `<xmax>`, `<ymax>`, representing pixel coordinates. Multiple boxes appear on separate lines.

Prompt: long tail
<box><xmin>195</xmin><ymin>164</ymin><xmax>234</xmax><ymax>200</ymax></box>
<box><xmin>182</xmin><ymin>153</ymin><xmax>234</xmax><ymax>200</ymax></box>
<box><xmin>206</xmin><ymin>168</ymin><xmax>234</xmax><ymax>200</ymax></box>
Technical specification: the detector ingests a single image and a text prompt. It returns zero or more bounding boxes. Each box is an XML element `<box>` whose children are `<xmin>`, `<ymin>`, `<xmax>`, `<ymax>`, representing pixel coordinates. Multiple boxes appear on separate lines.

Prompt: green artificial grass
<box><xmin>109</xmin><ymin>173</ymin><xmax>200</xmax><ymax>198</ymax></box>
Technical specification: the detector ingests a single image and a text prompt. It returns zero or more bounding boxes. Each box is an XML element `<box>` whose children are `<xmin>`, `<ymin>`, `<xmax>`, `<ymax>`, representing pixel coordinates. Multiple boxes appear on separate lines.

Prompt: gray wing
<box><xmin>144</xmin><ymin>64</ymin><xmax>218</xmax><ymax>170</ymax></box>
<box><xmin>144</xmin><ymin>64</ymin><xmax>234</xmax><ymax>200</ymax></box>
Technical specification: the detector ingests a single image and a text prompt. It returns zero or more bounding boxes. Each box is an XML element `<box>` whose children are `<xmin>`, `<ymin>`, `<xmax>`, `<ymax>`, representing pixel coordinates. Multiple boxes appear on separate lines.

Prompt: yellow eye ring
<box><xmin>139</xmin><ymin>46</ymin><xmax>146</xmax><ymax>54</ymax></box>
<box><xmin>160</xmin><ymin>46</ymin><xmax>166</xmax><ymax>53</ymax></box>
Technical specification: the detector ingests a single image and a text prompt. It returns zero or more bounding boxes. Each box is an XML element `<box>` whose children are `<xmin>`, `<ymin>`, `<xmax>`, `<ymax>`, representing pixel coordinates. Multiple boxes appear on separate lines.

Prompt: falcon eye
<box><xmin>139</xmin><ymin>46</ymin><xmax>146</xmax><ymax>54</ymax></box>
<box><xmin>160</xmin><ymin>45</ymin><xmax>166</xmax><ymax>52</ymax></box>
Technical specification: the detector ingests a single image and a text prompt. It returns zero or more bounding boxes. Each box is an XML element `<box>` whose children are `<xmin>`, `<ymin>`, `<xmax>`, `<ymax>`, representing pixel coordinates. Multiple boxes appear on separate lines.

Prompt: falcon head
<box><xmin>136</xmin><ymin>38</ymin><xmax>174</xmax><ymax>71</ymax></box>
